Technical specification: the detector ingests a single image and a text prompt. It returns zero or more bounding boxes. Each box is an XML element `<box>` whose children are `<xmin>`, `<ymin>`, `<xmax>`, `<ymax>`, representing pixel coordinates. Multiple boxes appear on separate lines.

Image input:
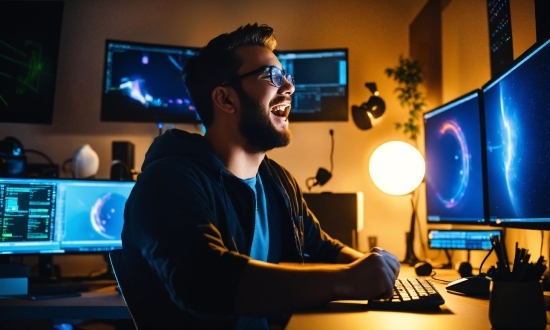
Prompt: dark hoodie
<box><xmin>121</xmin><ymin>129</ymin><xmax>345</xmax><ymax>329</ymax></box>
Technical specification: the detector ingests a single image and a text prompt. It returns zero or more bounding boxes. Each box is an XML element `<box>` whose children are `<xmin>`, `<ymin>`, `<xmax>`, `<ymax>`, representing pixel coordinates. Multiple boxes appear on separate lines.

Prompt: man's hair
<box><xmin>182</xmin><ymin>23</ymin><xmax>277</xmax><ymax>128</ymax></box>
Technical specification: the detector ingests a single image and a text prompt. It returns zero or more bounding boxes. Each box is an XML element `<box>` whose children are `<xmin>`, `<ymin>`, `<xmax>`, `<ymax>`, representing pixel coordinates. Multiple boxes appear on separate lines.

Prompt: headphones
<box><xmin>0</xmin><ymin>136</ymin><xmax>25</xmax><ymax>157</ymax></box>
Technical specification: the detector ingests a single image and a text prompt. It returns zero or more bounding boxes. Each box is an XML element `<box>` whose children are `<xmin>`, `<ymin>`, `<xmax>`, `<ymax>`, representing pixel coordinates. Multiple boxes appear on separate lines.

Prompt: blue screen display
<box><xmin>423</xmin><ymin>90</ymin><xmax>485</xmax><ymax>224</ymax></box>
<box><xmin>482</xmin><ymin>39</ymin><xmax>550</xmax><ymax>227</ymax></box>
<box><xmin>101</xmin><ymin>40</ymin><xmax>200</xmax><ymax>124</ymax></box>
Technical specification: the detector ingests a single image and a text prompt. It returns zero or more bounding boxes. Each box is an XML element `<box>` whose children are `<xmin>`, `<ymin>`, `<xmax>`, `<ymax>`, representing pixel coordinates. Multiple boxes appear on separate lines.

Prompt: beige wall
<box><xmin>1</xmin><ymin>0</ymin><xmax>544</xmax><ymax>275</ymax></box>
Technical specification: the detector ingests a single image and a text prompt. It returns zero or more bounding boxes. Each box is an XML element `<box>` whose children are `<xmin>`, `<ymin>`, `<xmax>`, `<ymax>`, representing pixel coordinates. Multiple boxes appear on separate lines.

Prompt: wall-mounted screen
<box><xmin>0</xmin><ymin>1</ymin><xmax>64</xmax><ymax>124</ymax></box>
<box><xmin>100</xmin><ymin>39</ymin><xmax>200</xmax><ymax>124</ymax></box>
<box><xmin>423</xmin><ymin>90</ymin><xmax>486</xmax><ymax>224</ymax></box>
<box><xmin>276</xmin><ymin>49</ymin><xmax>348</xmax><ymax>122</ymax></box>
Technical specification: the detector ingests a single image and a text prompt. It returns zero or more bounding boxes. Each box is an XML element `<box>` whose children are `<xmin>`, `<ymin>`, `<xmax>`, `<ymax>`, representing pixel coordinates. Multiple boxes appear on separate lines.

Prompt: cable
<box><xmin>539</xmin><ymin>230</ymin><xmax>544</xmax><ymax>256</ymax></box>
<box><xmin>329</xmin><ymin>129</ymin><xmax>334</xmax><ymax>173</ymax></box>
<box><xmin>478</xmin><ymin>245</ymin><xmax>495</xmax><ymax>276</ymax></box>
<box><xmin>305</xmin><ymin>129</ymin><xmax>334</xmax><ymax>190</ymax></box>
<box><xmin>61</xmin><ymin>158</ymin><xmax>74</xmax><ymax>178</ymax></box>
<box><xmin>24</xmin><ymin>149</ymin><xmax>55</xmax><ymax>164</ymax></box>
<box><xmin>430</xmin><ymin>272</ymin><xmax>452</xmax><ymax>284</ymax></box>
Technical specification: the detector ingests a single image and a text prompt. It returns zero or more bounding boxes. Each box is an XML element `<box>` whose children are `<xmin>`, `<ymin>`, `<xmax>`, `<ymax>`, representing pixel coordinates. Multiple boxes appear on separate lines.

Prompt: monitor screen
<box><xmin>428</xmin><ymin>229</ymin><xmax>502</xmax><ymax>250</ymax></box>
<box><xmin>100</xmin><ymin>39</ymin><xmax>200</xmax><ymax>124</ymax></box>
<box><xmin>0</xmin><ymin>178</ymin><xmax>135</xmax><ymax>254</ymax></box>
<box><xmin>423</xmin><ymin>90</ymin><xmax>486</xmax><ymax>224</ymax></box>
<box><xmin>276</xmin><ymin>49</ymin><xmax>348</xmax><ymax>122</ymax></box>
<box><xmin>0</xmin><ymin>1</ymin><xmax>64</xmax><ymax>124</ymax></box>
<box><xmin>482</xmin><ymin>38</ymin><xmax>550</xmax><ymax>230</ymax></box>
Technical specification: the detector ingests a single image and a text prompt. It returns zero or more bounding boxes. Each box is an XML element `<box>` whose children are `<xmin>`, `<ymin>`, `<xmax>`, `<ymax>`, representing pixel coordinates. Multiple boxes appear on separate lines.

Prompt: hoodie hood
<box><xmin>142</xmin><ymin>129</ymin><xmax>225</xmax><ymax>173</ymax></box>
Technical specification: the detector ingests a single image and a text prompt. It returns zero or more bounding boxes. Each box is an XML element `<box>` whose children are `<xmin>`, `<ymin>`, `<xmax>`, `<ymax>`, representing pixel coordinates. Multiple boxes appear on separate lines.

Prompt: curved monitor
<box><xmin>276</xmin><ymin>48</ymin><xmax>348</xmax><ymax>122</ymax></box>
<box><xmin>482</xmin><ymin>38</ymin><xmax>550</xmax><ymax>230</ymax></box>
<box><xmin>423</xmin><ymin>90</ymin><xmax>486</xmax><ymax>224</ymax></box>
<box><xmin>0</xmin><ymin>178</ymin><xmax>135</xmax><ymax>254</ymax></box>
<box><xmin>100</xmin><ymin>39</ymin><xmax>200</xmax><ymax>124</ymax></box>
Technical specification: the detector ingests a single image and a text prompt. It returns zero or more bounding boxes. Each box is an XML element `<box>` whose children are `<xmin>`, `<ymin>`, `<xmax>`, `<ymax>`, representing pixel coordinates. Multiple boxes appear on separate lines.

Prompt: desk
<box><xmin>286</xmin><ymin>267</ymin><xmax>550</xmax><ymax>330</ymax></box>
<box><xmin>0</xmin><ymin>285</ymin><xmax>131</xmax><ymax>321</ymax></box>
<box><xmin>1</xmin><ymin>269</ymin><xmax>549</xmax><ymax>329</ymax></box>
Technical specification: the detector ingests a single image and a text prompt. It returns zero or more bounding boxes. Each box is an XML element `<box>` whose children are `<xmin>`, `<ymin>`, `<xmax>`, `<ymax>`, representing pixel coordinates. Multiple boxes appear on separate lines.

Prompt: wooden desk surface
<box><xmin>0</xmin><ymin>285</ymin><xmax>131</xmax><ymax>320</ymax></box>
<box><xmin>286</xmin><ymin>267</ymin><xmax>550</xmax><ymax>330</ymax></box>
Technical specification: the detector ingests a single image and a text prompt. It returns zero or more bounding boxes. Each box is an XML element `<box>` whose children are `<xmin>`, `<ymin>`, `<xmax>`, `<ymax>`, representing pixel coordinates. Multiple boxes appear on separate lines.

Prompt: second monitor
<box><xmin>423</xmin><ymin>90</ymin><xmax>486</xmax><ymax>225</ymax></box>
<box><xmin>276</xmin><ymin>49</ymin><xmax>348</xmax><ymax>122</ymax></box>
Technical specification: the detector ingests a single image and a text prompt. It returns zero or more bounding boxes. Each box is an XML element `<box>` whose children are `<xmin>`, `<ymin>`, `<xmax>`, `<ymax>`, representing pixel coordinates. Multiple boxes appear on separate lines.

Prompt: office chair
<box><xmin>109</xmin><ymin>249</ymin><xmax>195</xmax><ymax>329</ymax></box>
<box><xmin>109</xmin><ymin>249</ymin><xmax>139</xmax><ymax>329</ymax></box>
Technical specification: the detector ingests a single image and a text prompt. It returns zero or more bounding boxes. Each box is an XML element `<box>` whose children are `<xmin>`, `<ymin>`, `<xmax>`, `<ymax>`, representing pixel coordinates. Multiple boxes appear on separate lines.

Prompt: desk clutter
<box><xmin>488</xmin><ymin>236</ymin><xmax>547</xmax><ymax>282</ymax></box>
<box><xmin>487</xmin><ymin>236</ymin><xmax>548</xmax><ymax>330</ymax></box>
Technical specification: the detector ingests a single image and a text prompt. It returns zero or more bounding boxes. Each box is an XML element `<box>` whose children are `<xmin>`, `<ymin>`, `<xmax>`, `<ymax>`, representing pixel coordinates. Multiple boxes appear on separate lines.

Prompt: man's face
<box><xmin>233</xmin><ymin>46</ymin><xmax>295</xmax><ymax>153</ymax></box>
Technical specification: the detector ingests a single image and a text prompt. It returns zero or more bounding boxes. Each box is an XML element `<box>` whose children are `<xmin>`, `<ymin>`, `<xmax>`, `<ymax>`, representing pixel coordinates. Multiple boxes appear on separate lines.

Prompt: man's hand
<box><xmin>339</xmin><ymin>247</ymin><xmax>401</xmax><ymax>300</ymax></box>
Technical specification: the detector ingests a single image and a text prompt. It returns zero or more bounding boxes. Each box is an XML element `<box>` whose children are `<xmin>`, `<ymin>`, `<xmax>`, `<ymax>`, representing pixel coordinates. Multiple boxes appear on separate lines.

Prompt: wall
<box><xmin>1</xmin><ymin>0</ymin><xmax>428</xmax><ymax>275</ymax></box>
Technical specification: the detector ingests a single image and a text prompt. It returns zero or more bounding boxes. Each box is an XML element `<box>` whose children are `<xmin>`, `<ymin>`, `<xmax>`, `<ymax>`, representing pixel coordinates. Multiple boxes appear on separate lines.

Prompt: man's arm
<box><xmin>336</xmin><ymin>246</ymin><xmax>365</xmax><ymax>263</ymax></box>
<box><xmin>234</xmin><ymin>247</ymin><xmax>400</xmax><ymax>315</ymax></box>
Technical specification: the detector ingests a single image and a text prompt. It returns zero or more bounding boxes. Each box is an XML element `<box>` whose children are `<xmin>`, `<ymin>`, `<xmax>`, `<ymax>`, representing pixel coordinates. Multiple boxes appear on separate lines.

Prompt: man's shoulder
<box><xmin>140</xmin><ymin>154</ymin><xmax>218</xmax><ymax>183</ymax></box>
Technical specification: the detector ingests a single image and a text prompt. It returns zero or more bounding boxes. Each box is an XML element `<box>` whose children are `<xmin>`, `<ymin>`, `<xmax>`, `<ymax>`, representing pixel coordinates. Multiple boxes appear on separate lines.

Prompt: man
<box><xmin>122</xmin><ymin>23</ymin><xmax>400</xmax><ymax>329</ymax></box>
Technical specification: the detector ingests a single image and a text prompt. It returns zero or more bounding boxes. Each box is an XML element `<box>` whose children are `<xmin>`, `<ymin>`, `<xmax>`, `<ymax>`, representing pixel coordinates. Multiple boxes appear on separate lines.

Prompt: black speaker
<box><xmin>112</xmin><ymin>141</ymin><xmax>135</xmax><ymax>170</ymax></box>
<box><xmin>111</xmin><ymin>141</ymin><xmax>135</xmax><ymax>181</ymax></box>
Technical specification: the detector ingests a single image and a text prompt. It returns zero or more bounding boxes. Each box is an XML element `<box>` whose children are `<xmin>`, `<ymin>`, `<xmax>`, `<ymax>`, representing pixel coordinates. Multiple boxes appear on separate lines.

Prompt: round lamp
<box><xmin>369</xmin><ymin>141</ymin><xmax>425</xmax><ymax>196</ymax></box>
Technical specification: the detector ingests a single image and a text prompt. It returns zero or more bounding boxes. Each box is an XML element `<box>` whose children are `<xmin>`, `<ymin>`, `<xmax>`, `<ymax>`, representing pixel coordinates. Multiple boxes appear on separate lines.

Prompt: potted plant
<box><xmin>385</xmin><ymin>56</ymin><xmax>427</xmax><ymax>144</ymax></box>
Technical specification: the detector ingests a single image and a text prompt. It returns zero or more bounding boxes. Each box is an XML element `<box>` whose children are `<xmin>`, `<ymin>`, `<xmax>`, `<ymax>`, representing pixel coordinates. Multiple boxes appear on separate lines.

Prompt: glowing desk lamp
<box><xmin>369</xmin><ymin>141</ymin><xmax>425</xmax><ymax>265</ymax></box>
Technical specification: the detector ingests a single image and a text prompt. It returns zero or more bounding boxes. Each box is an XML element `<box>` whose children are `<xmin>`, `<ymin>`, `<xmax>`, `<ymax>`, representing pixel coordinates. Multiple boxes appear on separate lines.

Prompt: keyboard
<box><xmin>368</xmin><ymin>277</ymin><xmax>445</xmax><ymax>310</ymax></box>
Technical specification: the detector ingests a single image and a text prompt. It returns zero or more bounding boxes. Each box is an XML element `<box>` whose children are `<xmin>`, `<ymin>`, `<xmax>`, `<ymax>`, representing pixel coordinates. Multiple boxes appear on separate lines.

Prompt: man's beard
<box><xmin>236</xmin><ymin>87</ymin><xmax>292</xmax><ymax>153</ymax></box>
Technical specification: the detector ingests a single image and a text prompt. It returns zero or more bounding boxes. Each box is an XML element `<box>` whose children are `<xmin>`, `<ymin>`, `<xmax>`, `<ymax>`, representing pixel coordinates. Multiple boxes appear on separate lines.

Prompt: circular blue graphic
<box><xmin>90</xmin><ymin>192</ymin><xmax>126</xmax><ymax>239</ymax></box>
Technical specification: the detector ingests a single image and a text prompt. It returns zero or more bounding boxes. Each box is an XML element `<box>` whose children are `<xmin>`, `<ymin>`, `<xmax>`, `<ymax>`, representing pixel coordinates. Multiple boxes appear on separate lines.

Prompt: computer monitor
<box><xmin>100</xmin><ymin>39</ymin><xmax>200</xmax><ymax>124</ymax></box>
<box><xmin>0</xmin><ymin>1</ymin><xmax>64</xmax><ymax>124</ymax></box>
<box><xmin>276</xmin><ymin>49</ymin><xmax>348</xmax><ymax>122</ymax></box>
<box><xmin>0</xmin><ymin>178</ymin><xmax>135</xmax><ymax>255</ymax></box>
<box><xmin>423</xmin><ymin>90</ymin><xmax>486</xmax><ymax>224</ymax></box>
<box><xmin>482</xmin><ymin>38</ymin><xmax>550</xmax><ymax>230</ymax></box>
<box><xmin>428</xmin><ymin>229</ymin><xmax>502</xmax><ymax>251</ymax></box>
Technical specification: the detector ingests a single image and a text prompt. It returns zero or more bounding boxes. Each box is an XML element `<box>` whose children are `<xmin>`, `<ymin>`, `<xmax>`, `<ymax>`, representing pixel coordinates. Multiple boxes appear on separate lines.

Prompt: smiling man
<box><xmin>122</xmin><ymin>23</ymin><xmax>400</xmax><ymax>329</ymax></box>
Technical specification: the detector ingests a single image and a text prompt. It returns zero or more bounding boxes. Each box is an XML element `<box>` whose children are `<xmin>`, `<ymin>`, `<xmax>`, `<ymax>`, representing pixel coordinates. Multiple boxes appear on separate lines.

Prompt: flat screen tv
<box><xmin>276</xmin><ymin>48</ymin><xmax>348</xmax><ymax>122</ymax></box>
<box><xmin>0</xmin><ymin>1</ymin><xmax>64</xmax><ymax>124</ymax></box>
<box><xmin>100</xmin><ymin>39</ymin><xmax>200</xmax><ymax>124</ymax></box>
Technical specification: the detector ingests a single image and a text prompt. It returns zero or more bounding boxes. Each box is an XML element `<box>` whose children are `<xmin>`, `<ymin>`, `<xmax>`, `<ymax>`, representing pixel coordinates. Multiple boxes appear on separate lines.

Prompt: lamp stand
<box><xmin>402</xmin><ymin>195</ymin><xmax>420</xmax><ymax>266</ymax></box>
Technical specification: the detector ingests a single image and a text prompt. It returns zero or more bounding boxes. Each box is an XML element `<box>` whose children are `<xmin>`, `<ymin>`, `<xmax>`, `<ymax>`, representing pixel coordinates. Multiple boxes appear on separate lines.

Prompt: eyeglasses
<box><xmin>221</xmin><ymin>65</ymin><xmax>294</xmax><ymax>88</ymax></box>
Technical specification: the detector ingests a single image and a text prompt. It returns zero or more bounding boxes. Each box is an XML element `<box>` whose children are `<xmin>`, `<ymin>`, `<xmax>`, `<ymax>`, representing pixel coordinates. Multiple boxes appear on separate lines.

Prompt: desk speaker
<box><xmin>112</xmin><ymin>141</ymin><xmax>135</xmax><ymax>170</ymax></box>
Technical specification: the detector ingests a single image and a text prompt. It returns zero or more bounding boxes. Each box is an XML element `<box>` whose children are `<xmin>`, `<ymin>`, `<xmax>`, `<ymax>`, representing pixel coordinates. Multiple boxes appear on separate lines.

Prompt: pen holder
<box><xmin>489</xmin><ymin>280</ymin><xmax>547</xmax><ymax>330</ymax></box>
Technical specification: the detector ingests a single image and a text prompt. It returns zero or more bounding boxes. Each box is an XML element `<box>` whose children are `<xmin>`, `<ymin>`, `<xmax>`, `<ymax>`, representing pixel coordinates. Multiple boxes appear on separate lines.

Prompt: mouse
<box><xmin>414</xmin><ymin>261</ymin><xmax>433</xmax><ymax>276</ymax></box>
<box><xmin>445</xmin><ymin>275</ymin><xmax>490</xmax><ymax>296</ymax></box>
